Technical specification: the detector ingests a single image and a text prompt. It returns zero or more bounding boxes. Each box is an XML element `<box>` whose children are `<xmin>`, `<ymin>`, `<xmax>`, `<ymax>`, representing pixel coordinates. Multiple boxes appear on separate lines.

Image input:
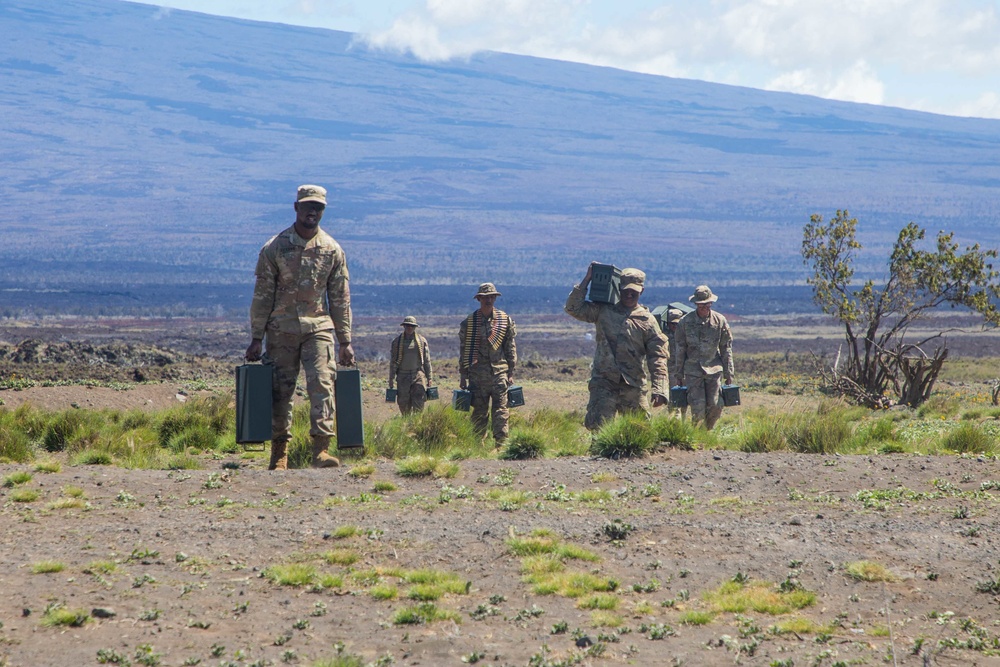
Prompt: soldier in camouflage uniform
<box><xmin>245</xmin><ymin>184</ymin><xmax>354</xmax><ymax>470</ymax></box>
<box><xmin>664</xmin><ymin>308</ymin><xmax>688</xmax><ymax>419</ymax></box>
<box><xmin>389</xmin><ymin>315</ymin><xmax>433</xmax><ymax>415</ymax></box>
<box><xmin>565</xmin><ymin>263</ymin><xmax>669</xmax><ymax>430</ymax></box>
<box><xmin>459</xmin><ymin>283</ymin><xmax>517</xmax><ymax>445</ymax></box>
<box><xmin>675</xmin><ymin>285</ymin><xmax>734</xmax><ymax>430</ymax></box>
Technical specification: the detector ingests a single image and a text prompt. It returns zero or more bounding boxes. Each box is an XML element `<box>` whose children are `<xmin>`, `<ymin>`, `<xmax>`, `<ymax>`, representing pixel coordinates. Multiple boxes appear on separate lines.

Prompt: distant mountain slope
<box><xmin>2</xmin><ymin>0</ymin><xmax>999</xmax><ymax>316</ymax></box>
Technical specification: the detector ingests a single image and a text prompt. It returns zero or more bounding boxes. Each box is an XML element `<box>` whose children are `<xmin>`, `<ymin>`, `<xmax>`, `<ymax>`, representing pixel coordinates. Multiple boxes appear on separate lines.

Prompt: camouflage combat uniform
<box><xmin>675</xmin><ymin>309</ymin><xmax>733</xmax><ymax>430</ymax></box>
<box><xmin>250</xmin><ymin>226</ymin><xmax>352</xmax><ymax>447</ymax></box>
<box><xmin>564</xmin><ymin>284</ymin><xmax>669</xmax><ymax>430</ymax></box>
<box><xmin>665</xmin><ymin>310</ymin><xmax>687</xmax><ymax>418</ymax></box>
<box><xmin>389</xmin><ymin>332</ymin><xmax>432</xmax><ymax>415</ymax></box>
<box><xmin>459</xmin><ymin>309</ymin><xmax>517</xmax><ymax>444</ymax></box>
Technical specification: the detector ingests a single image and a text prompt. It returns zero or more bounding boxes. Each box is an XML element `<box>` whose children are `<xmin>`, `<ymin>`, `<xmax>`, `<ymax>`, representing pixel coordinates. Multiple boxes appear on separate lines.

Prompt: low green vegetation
<box><xmin>1</xmin><ymin>368</ymin><xmax>999</xmax><ymax>469</ymax></box>
<box><xmin>703</xmin><ymin>575</ymin><xmax>817</xmax><ymax>615</ymax></box>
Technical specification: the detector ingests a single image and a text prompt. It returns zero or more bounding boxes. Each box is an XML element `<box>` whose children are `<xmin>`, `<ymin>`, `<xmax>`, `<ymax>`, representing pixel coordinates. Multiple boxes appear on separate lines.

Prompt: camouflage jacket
<box><xmin>458</xmin><ymin>309</ymin><xmax>517</xmax><ymax>380</ymax></box>
<box><xmin>675</xmin><ymin>310</ymin><xmax>733</xmax><ymax>381</ymax></box>
<box><xmin>666</xmin><ymin>328</ymin><xmax>682</xmax><ymax>387</ymax></box>
<box><xmin>564</xmin><ymin>285</ymin><xmax>669</xmax><ymax>396</ymax></box>
<box><xmin>389</xmin><ymin>333</ymin><xmax>432</xmax><ymax>386</ymax></box>
<box><xmin>249</xmin><ymin>226</ymin><xmax>352</xmax><ymax>343</ymax></box>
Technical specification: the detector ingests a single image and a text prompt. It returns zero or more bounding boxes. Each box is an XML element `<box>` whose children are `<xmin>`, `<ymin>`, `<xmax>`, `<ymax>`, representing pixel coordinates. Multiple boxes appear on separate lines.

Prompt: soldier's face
<box><xmin>295</xmin><ymin>201</ymin><xmax>325</xmax><ymax>229</ymax></box>
<box><xmin>621</xmin><ymin>288</ymin><xmax>640</xmax><ymax>308</ymax></box>
<box><xmin>476</xmin><ymin>295</ymin><xmax>496</xmax><ymax>313</ymax></box>
<box><xmin>402</xmin><ymin>324</ymin><xmax>417</xmax><ymax>337</ymax></box>
<box><xmin>696</xmin><ymin>302</ymin><xmax>712</xmax><ymax>317</ymax></box>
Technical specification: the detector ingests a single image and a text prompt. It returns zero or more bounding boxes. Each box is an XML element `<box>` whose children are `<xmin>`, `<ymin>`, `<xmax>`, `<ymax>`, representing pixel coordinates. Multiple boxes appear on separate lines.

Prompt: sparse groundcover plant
<box><xmin>373</xmin><ymin>480</ymin><xmax>397</xmax><ymax>493</ymax></box>
<box><xmin>322</xmin><ymin>549</ymin><xmax>360</xmax><ymax>566</ymax></box>
<box><xmin>499</xmin><ymin>427</ymin><xmax>546</xmax><ymax>460</ymax></box>
<box><xmin>392</xmin><ymin>602</ymin><xmax>462</xmax><ymax>625</ymax></box>
<box><xmin>311</xmin><ymin>654</ymin><xmax>366</xmax><ymax>667</ymax></box>
<box><xmin>330</xmin><ymin>525</ymin><xmax>361</xmax><ymax>539</ymax></box>
<box><xmin>577</xmin><ymin>593</ymin><xmax>619</xmax><ymax>610</ymax></box>
<box><xmin>47</xmin><ymin>496</ymin><xmax>87</xmax><ymax>510</ymax></box>
<box><xmin>34</xmin><ymin>460</ymin><xmax>61</xmax><ymax>473</ymax></box>
<box><xmin>10</xmin><ymin>487</ymin><xmax>40</xmax><ymax>503</ymax></box>
<box><xmin>347</xmin><ymin>463</ymin><xmax>376</xmax><ymax>478</ymax></box>
<box><xmin>370</xmin><ymin>584</ymin><xmax>398</xmax><ymax>600</ymax></box>
<box><xmin>679</xmin><ymin>611</ymin><xmax>715</xmax><ymax>625</ymax></box>
<box><xmin>264</xmin><ymin>563</ymin><xmax>317</xmax><ymax>587</ymax></box>
<box><xmin>41</xmin><ymin>602</ymin><xmax>89</xmax><ymax>627</ymax></box>
<box><xmin>940</xmin><ymin>423</ymin><xmax>995</xmax><ymax>454</ymax></box>
<box><xmin>845</xmin><ymin>560</ymin><xmax>898</xmax><ymax>582</ymax></box>
<box><xmin>772</xmin><ymin>616</ymin><xmax>829</xmax><ymax>635</ymax></box>
<box><xmin>31</xmin><ymin>560</ymin><xmax>66</xmax><ymax>574</ymax></box>
<box><xmin>73</xmin><ymin>449</ymin><xmax>114</xmax><ymax>466</ymax></box>
<box><xmin>704</xmin><ymin>579</ymin><xmax>817</xmax><ymax>615</ymax></box>
<box><xmin>2</xmin><ymin>470</ymin><xmax>33</xmax><ymax>487</ymax></box>
<box><xmin>590</xmin><ymin>412</ymin><xmax>657</xmax><ymax>458</ymax></box>
<box><xmin>84</xmin><ymin>560</ymin><xmax>118</xmax><ymax>575</ymax></box>
<box><xmin>395</xmin><ymin>455</ymin><xmax>457</xmax><ymax>478</ymax></box>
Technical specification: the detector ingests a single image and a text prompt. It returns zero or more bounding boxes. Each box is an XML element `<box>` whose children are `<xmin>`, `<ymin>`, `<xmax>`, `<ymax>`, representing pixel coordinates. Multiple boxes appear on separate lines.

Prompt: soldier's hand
<box><xmin>339</xmin><ymin>343</ymin><xmax>355</xmax><ymax>367</ymax></box>
<box><xmin>651</xmin><ymin>394</ymin><xmax>668</xmax><ymax>408</ymax></box>
<box><xmin>245</xmin><ymin>339</ymin><xmax>262</xmax><ymax>362</ymax></box>
<box><xmin>725</xmin><ymin>376</ymin><xmax>734</xmax><ymax>386</ymax></box>
<box><xmin>583</xmin><ymin>262</ymin><xmax>596</xmax><ymax>284</ymax></box>
<box><xmin>460</xmin><ymin>377</ymin><xmax>468</xmax><ymax>390</ymax></box>
<box><xmin>507</xmin><ymin>374</ymin><xmax>514</xmax><ymax>386</ymax></box>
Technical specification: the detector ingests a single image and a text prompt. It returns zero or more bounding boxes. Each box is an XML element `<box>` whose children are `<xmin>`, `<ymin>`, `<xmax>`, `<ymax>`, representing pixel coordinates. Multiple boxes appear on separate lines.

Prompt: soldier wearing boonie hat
<box><xmin>459</xmin><ymin>282</ymin><xmax>517</xmax><ymax>445</ymax></box>
<box><xmin>564</xmin><ymin>262</ymin><xmax>670</xmax><ymax>430</ymax></box>
<box><xmin>675</xmin><ymin>284</ymin><xmax>735</xmax><ymax>430</ymax></box>
<box><xmin>245</xmin><ymin>184</ymin><xmax>353</xmax><ymax>470</ymax></box>
<box><xmin>389</xmin><ymin>316</ymin><xmax>434</xmax><ymax>415</ymax></box>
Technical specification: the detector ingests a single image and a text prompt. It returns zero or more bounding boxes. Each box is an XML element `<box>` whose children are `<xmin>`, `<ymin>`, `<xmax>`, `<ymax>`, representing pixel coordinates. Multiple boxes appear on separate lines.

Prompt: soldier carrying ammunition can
<box><xmin>565</xmin><ymin>262</ymin><xmax>670</xmax><ymax>430</ymax></box>
<box><xmin>675</xmin><ymin>284</ymin><xmax>735</xmax><ymax>430</ymax></box>
<box><xmin>388</xmin><ymin>315</ymin><xmax>433</xmax><ymax>415</ymax></box>
<box><xmin>245</xmin><ymin>184</ymin><xmax>353</xmax><ymax>470</ymax></box>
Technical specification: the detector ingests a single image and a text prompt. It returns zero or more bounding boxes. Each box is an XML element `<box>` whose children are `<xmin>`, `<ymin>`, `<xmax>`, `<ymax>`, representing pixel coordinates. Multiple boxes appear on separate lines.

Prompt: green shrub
<box><xmin>590</xmin><ymin>413</ymin><xmax>656</xmax><ymax>459</ymax></box>
<box><xmin>499</xmin><ymin>428</ymin><xmax>546</xmax><ymax>460</ymax></box>
<box><xmin>917</xmin><ymin>394</ymin><xmax>961</xmax><ymax>419</ymax></box>
<box><xmin>408</xmin><ymin>405</ymin><xmax>479</xmax><ymax>453</ymax></box>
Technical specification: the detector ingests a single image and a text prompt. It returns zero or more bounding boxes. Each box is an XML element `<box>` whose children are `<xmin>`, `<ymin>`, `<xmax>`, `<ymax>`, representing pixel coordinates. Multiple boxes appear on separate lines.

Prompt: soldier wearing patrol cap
<box><xmin>459</xmin><ymin>283</ymin><xmax>517</xmax><ymax>445</ymax></box>
<box><xmin>389</xmin><ymin>316</ymin><xmax>434</xmax><ymax>415</ymax></box>
<box><xmin>565</xmin><ymin>263</ymin><xmax>670</xmax><ymax>430</ymax></box>
<box><xmin>245</xmin><ymin>184</ymin><xmax>354</xmax><ymax>470</ymax></box>
<box><xmin>675</xmin><ymin>284</ymin><xmax>735</xmax><ymax>430</ymax></box>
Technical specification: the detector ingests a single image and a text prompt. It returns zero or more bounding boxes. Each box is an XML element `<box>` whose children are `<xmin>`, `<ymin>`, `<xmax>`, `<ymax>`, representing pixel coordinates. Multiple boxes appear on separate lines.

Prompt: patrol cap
<box><xmin>667</xmin><ymin>308</ymin><xmax>683</xmax><ymax>323</ymax></box>
<box><xmin>475</xmin><ymin>283</ymin><xmax>501</xmax><ymax>298</ymax></box>
<box><xmin>296</xmin><ymin>184</ymin><xmax>327</xmax><ymax>205</ymax></box>
<box><xmin>689</xmin><ymin>284</ymin><xmax>719</xmax><ymax>304</ymax></box>
<box><xmin>620</xmin><ymin>268</ymin><xmax>645</xmax><ymax>292</ymax></box>
<box><xmin>401</xmin><ymin>316</ymin><xmax>419</xmax><ymax>327</ymax></box>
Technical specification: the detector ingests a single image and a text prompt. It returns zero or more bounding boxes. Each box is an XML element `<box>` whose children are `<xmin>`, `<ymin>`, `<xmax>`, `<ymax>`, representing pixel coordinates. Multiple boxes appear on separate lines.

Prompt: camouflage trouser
<box><xmin>265</xmin><ymin>329</ymin><xmax>337</xmax><ymax>442</ymax></box>
<box><xmin>395</xmin><ymin>370</ymin><xmax>427</xmax><ymax>415</ymax></box>
<box><xmin>469</xmin><ymin>370</ymin><xmax>510</xmax><ymax>444</ymax></box>
<box><xmin>687</xmin><ymin>371</ymin><xmax>723</xmax><ymax>430</ymax></box>
<box><xmin>585</xmin><ymin>376</ymin><xmax>649</xmax><ymax>431</ymax></box>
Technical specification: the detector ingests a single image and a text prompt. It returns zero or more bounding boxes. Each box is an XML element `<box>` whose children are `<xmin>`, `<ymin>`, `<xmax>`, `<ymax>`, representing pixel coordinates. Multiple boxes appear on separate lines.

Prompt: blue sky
<box><xmin>146</xmin><ymin>0</ymin><xmax>1000</xmax><ymax>119</ymax></box>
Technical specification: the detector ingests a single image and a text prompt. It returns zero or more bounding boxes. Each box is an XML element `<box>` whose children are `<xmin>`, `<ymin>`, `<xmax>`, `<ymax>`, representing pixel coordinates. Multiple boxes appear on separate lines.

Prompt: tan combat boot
<box><xmin>267</xmin><ymin>440</ymin><xmax>288</xmax><ymax>471</ymax></box>
<box><xmin>311</xmin><ymin>436</ymin><xmax>340</xmax><ymax>468</ymax></box>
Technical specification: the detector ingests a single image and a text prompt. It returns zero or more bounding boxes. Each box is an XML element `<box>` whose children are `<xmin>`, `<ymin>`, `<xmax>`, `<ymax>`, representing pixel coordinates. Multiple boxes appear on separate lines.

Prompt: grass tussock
<box><xmin>31</xmin><ymin>560</ymin><xmax>66</xmax><ymax>574</ymax></box>
<box><xmin>499</xmin><ymin>428</ymin><xmax>546</xmax><ymax>460</ymax></box>
<box><xmin>940</xmin><ymin>423</ymin><xmax>995</xmax><ymax>454</ymax></box>
<box><xmin>704</xmin><ymin>579</ymin><xmax>817</xmax><ymax>615</ymax></box>
<box><xmin>844</xmin><ymin>560</ymin><xmax>897</xmax><ymax>582</ymax></box>
<box><xmin>264</xmin><ymin>563</ymin><xmax>317</xmax><ymax>587</ymax></box>
<box><xmin>391</xmin><ymin>602</ymin><xmax>461</xmax><ymax>625</ymax></box>
<box><xmin>395</xmin><ymin>455</ymin><xmax>458</xmax><ymax>478</ymax></box>
<box><xmin>591</xmin><ymin>412</ymin><xmax>657</xmax><ymax>459</ymax></box>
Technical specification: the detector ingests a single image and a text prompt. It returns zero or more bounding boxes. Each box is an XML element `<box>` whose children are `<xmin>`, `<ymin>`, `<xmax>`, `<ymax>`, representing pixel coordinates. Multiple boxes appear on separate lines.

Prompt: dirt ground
<box><xmin>1</xmin><ymin>319</ymin><xmax>999</xmax><ymax>666</ymax></box>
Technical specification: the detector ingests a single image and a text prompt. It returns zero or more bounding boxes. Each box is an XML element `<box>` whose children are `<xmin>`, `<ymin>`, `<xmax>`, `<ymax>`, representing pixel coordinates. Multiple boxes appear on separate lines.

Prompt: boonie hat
<box><xmin>401</xmin><ymin>316</ymin><xmax>419</xmax><ymax>327</ymax></box>
<box><xmin>475</xmin><ymin>283</ymin><xmax>502</xmax><ymax>298</ymax></box>
<box><xmin>667</xmin><ymin>308</ymin><xmax>683</xmax><ymax>323</ymax></box>
<box><xmin>296</xmin><ymin>184</ymin><xmax>327</xmax><ymax>205</ymax></box>
<box><xmin>620</xmin><ymin>268</ymin><xmax>645</xmax><ymax>292</ymax></box>
<box><xmin>689</xmin><ymin>284</ymin><xmax>719</xmax><ymax>304</ymax></box>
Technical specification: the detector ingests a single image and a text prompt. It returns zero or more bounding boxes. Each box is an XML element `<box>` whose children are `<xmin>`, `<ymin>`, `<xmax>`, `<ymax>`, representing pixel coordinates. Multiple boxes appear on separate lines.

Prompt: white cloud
<box><xmin>359</xmin><ymin>0</ymin><xmax>1000</xmax><ymax>117</ymax></box>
